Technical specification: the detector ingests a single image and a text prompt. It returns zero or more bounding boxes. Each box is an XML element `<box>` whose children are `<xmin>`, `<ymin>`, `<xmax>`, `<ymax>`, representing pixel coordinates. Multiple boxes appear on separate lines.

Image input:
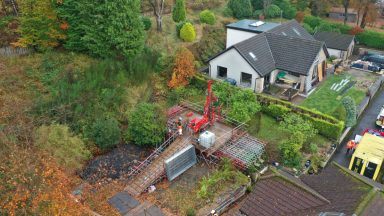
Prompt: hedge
<box><xmin>257</xmin><ymin>94</ymin><xmax>344</xmax><ymax>140</ymax></box>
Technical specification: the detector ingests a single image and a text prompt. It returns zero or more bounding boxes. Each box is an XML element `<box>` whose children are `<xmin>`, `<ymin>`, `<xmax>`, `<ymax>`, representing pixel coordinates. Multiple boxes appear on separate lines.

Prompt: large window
<box><xmin>240</xmin><ymin>72</ymin><xmax>252</xmax><ymax>87</ymax></box>
<box><xmin>217</xmin><ymin>66</ymin><xmax>227</xmax><ymax>78</ymax></box>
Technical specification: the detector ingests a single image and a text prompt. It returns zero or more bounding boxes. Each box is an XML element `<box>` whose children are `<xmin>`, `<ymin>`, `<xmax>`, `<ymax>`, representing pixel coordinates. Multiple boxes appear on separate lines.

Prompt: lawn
<box><xmin>300</xmin><ymin>74</ymin><xmax>366</xmax><ymax>120</ymax></box>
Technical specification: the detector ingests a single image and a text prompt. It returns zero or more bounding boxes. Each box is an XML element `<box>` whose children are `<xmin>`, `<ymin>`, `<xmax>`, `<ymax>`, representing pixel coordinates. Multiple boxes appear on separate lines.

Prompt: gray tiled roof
<box><xmin>266</xmin><ymin>33</ymin><xmax>324</xmax><ymax>75</ymax></box>
<box><xmin>233</xmin><ymin>34</ymin><xmax>276</xmax><ymax>76</ymax></box>
<box><xmin>314</xmin><ymin>31</ymin><xmax>355</xmax><ymax>51</ymax></box>
<box><xmin>268</xmin><ymin>20</ymin><xmax>315</xmax><ymax>41</ymax></box>
<box><xmin>226</xmin><ymin>19</ymin><xmax>281</xmax><ymax>33</ymax></box>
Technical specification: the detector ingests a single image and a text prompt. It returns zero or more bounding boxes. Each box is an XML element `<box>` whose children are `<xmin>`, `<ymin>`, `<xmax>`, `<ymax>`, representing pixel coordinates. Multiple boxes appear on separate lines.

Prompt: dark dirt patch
<box><xmin>80</xmin><ymin>144</ymin><xmax>151</xmax><ymax>184</ymax></box>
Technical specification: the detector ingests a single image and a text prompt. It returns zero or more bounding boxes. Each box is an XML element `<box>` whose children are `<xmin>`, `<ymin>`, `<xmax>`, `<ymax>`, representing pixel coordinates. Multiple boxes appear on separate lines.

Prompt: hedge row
<box><xmin>257</xmin><ymin>94</ymin><xmax>344</xmax><ymax>140</ymax></box>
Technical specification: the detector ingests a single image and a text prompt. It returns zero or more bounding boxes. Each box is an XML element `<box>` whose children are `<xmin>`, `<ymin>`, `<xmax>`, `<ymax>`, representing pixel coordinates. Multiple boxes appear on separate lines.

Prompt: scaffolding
<box><xmin>214</xmin><ymin>135</ymin><xmax>266</xmax><ymax>170</ymax></box>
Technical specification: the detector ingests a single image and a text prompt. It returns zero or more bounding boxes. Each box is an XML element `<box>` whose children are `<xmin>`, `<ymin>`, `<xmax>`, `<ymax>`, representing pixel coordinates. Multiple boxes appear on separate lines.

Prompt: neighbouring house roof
<box><xmin>226</xmin><ymin>19</ymin><xmax>281</xmax><ymax>34</ymax></box>
<box><xmin>330</xmin><ymin>7</ymin><xmax>357</xmax><ymax>15</ymax></box>
<box><xmin>314</xmin><ymin>31</ymin><xmax>355</xmax><ymax>51</ymax></box>
<box><xmin>299</xmin><ymin>164</ymin><xmax>372</xmax><ymax>215</ymax></box>
<box><xmin>209</xmin><ymin>20</ymin><xmax>326</xmax><ymax>76</ymax></box>
<box><xmin>240</xmin><ymin>176</ymin><xmax>328</xmax><ymax>216</ymax></box>
<box><xmin>268</xmin><ymin>20</ymin><xmax>316</xmax><ymax>41</ymax></box>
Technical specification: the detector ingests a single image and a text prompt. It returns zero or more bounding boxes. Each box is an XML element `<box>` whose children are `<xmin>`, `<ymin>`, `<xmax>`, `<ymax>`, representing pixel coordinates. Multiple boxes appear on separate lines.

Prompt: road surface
<box><xmin>333</xmin><ymin>88</ymin><xmax>384</xmax><ymax>168</ymax></box>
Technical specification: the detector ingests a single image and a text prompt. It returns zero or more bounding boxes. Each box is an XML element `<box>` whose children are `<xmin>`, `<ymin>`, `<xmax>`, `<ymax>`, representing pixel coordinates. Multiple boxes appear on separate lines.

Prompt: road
<box><xmin>333</xmin><ymin>88</ymin><xmax>384</xmax><ymax>168</ymax></box>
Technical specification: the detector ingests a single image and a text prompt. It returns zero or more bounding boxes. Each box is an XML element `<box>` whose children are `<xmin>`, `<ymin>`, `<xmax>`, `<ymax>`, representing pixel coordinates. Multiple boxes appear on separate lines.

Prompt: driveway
<box><xmin>333</xmin><ymin>88</ymin><xmax>384</xmax><ymax>168</ymax></box>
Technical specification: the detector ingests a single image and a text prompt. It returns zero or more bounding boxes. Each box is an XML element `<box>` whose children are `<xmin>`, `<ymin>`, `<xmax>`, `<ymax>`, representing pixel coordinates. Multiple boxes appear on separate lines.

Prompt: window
<box><xmin>217</xmin><ymin>66</ymin><xmax>227</xmax><ymax>78</ymax></box>
<box><xmin>293</xmin><ymin>28</ymin><xmax>301</xmax><ymax>36</ymax></box>
<box><xmin>249</xmin><ymin>52</ymin><xmax>257</xmax><ymax>61</ymax></box>
<box><xmin>312</xmin><ymin>62</ymin><xmax>319</xmax><ymax>80</ymax></box>
<box><xmin>240</xmin><ymin>72</ymin><xmax>252</xmax><ymax>87</ymax></box>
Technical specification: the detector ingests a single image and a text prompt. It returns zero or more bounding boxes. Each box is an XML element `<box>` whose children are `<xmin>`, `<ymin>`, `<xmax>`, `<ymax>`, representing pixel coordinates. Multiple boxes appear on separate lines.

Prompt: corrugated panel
<box><xmin>165</xmin><ymin>145</ymin><xmax>197</xmax><ymax>181</ymax></box>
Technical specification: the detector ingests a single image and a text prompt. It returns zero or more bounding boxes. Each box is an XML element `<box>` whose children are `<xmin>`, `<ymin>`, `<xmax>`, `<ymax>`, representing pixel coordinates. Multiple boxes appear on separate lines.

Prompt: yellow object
<box><xmin>349</xmin><ymin>133</ymin><xmax>384</xmax><ymax>181</ymax></box>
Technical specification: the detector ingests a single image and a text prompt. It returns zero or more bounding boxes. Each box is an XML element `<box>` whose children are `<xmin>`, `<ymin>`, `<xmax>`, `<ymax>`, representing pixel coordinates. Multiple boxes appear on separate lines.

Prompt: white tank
<box><xmin>199</xmin><ymin>131</ymin><xmax>215</xmax><ymax>149</ymax></box>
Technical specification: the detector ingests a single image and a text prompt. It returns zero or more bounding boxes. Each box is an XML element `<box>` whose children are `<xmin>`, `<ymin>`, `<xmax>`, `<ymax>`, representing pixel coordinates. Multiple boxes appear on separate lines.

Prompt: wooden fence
<box><xmin>0</xmin><ymin>46</ymin><xmax>31</xmax><ymax>57</ymax></box>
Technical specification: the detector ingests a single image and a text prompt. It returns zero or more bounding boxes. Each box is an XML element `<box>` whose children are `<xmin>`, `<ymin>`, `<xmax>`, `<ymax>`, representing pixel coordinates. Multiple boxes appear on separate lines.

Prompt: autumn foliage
<box><xmin>349</xmin><ymin>26</ymin><xmax>364</xmax><ymax>35</ymax></box>
<box><xmin>168</xmin><ymin>48</ymin><xmax>196</xmax><ymax>88</ymax></box>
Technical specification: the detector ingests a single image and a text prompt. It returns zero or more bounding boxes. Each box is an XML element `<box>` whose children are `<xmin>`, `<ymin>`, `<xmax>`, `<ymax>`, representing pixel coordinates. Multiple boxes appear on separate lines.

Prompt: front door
<box><xmin>363</xmin><ymin>162</ymin><xmax>377</xmax><ymax>179</ymax></box>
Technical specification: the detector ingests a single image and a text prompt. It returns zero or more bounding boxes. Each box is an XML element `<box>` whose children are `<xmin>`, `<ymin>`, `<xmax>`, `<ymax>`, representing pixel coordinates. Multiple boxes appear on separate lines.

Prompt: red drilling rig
<box><xmin>188</xmin><ymin>80</ymin><xmax>221</xmax><ymax>133</ymax></box>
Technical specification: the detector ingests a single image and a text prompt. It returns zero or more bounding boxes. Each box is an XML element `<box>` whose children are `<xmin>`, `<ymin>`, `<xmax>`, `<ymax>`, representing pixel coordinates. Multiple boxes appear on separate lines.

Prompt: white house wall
<box><xmin>306</xmin><ymin>48</ymin><xmax>327</xmax><ymax>92</ymax></box>
<box><xmin>209</xmin><ymin>48</ymin><xmax>260</xmax><ymax>92</ymax></box>
<box><xmin>328</xmin><ymin>48</ymin><xmax>342</xmax><ymax>59</ymax></box>
<box><xmin>226</xmin><ymin>28</ymin><xmax>257</xmax><ymax>48</ymax></box>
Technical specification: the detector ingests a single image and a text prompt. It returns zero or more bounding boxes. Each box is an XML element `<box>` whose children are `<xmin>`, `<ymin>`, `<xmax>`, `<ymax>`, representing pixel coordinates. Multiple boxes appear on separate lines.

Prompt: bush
<box><xmin>192</xmin><ymin>26</ymin><xmax>225</xmax><ymax>62</ymax></box>
<box><xmin>278</xmin><ymin>132</ymin><xmax>304</xmax><ymax>168</ymax></box>
<box><xmin>342</xmin><ymin>96</ymin><xmax>357</xmax><ymax>127</ymax></box>
<box><xmin>303</xmin><ymin>15</ymin><xmax>323</xmax><ymax>29</ymax></box>
<box><xmin>309</xmin><ymin>143</ymin><xmax>318</xmax><ymax>154</ymax></box>
<box><xmin>141</xmin><ymin>16</ymin><xmax>152</xmax><ymax>30</ymax></box>
<box><xmin>199</xmin><ymin>10</ymin><xmax>216</xmax><ymax>25</ymax></box>
<box><xmin>87</xmin><ymin>117</ymin><xmax>121</xmax><ymax>150</ymax></box>
<box><xmin>172</xmin><ymin>0</ymin><xmax>186</xmax><ymax>22</ymax></box>
<box><xmin>265</xmin><ymin>4</ymin><xmax>281</xmax><ymax>18</ymax></box>
<box><xmin>280</xmin><ymin>114</ymin><xmax>318</xmax><ymax>142</ymax></box>
<box><xmin>263</xmin><ymin>104</ymin><xmax>291</xmax><ymax>118</ymax></box>
<box><xmin>223</xmin><ymin>7</ymin><xmax>234</xmax><ymax>17</ymax></box>
<box><xmin>186</xmin><ymin>208</ymin><xmax>196</xmax><ymax>216</ymax></box>
<box><xmin>356</xmin><ymin>30</ymin><xmax>384</xmax><ymax>50</ymax></box>
<box><xmin>176</xmin><ymin>20</ymin><xmax>190</xmax><ymax>37</ymax></box>
<box><xmin>295</xmin><ymin>11</ymin><xmax>305</xmax><ymax>23</ymax></box>
<box><xmin>180</xmin><ymin>23</ymin><xmax>196</xmax><ymax>42</ymax></box>
<box><xmin>228</xmin><ymin>0</ymin><xmax>253</xmax><ymax>19</ymax></box>
<box><xmin>35</xmin><ymin>124</ymin><xmax>91</xmax><ymax>170</ymax></box>
<box><xmin>317</xmin><ymin>22</ymin><xmax>340</xmax><ymax>33</ymax></box>
<box><xmin>349</xmin><ymin>26</ymin><xmax>364</xmax><ymax>35</ymax></box>
<box><xmin>253</xmin><ymin>10</ymin><xmax>263</xmax><ymax>19</ymax></box>
<box><xmin>127</xmin><ymin>103</ymin><xmax>166</xmax><ymax>147</ymax></box>
<box><xmin>168</xmin><ymin>48</ymin><xmax>196</xmax><ymax>88</ymax></box>
<box><xmin>277</xmin><ymin>0</ymin><xmax>297</xmax><ymax>19</ymax></box>
<box><xmin>302</xmin><ymin>23</ymin><xmax>314</xmax><ymax>34</ymax></box>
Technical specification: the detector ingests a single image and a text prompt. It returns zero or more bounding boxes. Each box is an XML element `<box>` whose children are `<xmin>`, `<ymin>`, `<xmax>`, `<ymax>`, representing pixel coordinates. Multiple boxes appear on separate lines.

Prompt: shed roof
<box><xmin>314</xmin><ymin>31</ymin><xmax>355</xmax><ymax>51</ymax></box>
<box><xmin>240</xmin><ymin>176</ymin><xmax>327</xmax><ymax>216</ymax></box>
<box><xmin>226</xmin><ymin>19</ymin><xmax>281</xmax><ymax>33</ymax></box>
<box><xmin>353</xmin><ymin>133</ymin><xmax>384</xmax><ymax>165</ymax></box>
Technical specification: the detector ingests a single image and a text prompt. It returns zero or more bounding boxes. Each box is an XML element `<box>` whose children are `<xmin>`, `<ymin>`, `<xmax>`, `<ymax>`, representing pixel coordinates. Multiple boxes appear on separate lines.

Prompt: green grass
<box><xmin>300</xmin><ymin>74</ymin><xmax>365</xmax><ymax>120</ymax></box>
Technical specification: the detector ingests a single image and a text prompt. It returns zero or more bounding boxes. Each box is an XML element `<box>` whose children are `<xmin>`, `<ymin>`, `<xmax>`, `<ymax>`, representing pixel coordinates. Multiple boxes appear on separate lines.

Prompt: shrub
<box><xmin>253</xmin><ymin>10</ymin><xmax>263</xmax><ymax>19</ymax></box>
<box><xmin>303</xmin><ymin>15</ymin><xmax>322</xmax><ymax>29</ymax></box>
<box><xmin>280</xmin><ymin>114</ymin><xmax>318</xmax><ymax>142</ymax></box>
<box><xmin>302</xmin><ymin>23</ymin><xmax>314</xmax><ymax>34</ymax></box>
<box><xmin>127</xmin><ymin>103</ymin><xmax>166</xmax><ymax>146</ymax></box>
<box><xmin>356</xmin><ymin>30</ymin><xmax>384</xmax><ymax>50</ymax></box>
<box><xmin>277</xmin><ymin>0</ymin><xmax>297</xmax><ymax>19</ymax></box>
<box><xmin>168</xmin><ymin>47</ymin><xmax>196</xmax><ymax>88</ymax></box>
<box><xmin>265</xmin><ymin>4</ymin><xmax>281</xmax><ymax>18</ymax></box>
<box><xmin>317</xmin><ymin>22</ymin><xmax>340</xmax><ymax>33</ymax></box>
<box><xmin>309</xmin><ymin>143</ymin><xmax>318</xmax><ymax>154</ymax></box>
<box><xmin>264</xmin><ymin>104</ymin><xmax>291</xmax><ymax>118</ymax></box>
<box><xmin>172</xmin><ymin>0</ymin><xmax>186</xmax><ymax>22</ymax></box>
<box><xmin>180</xmin><ymin>23</ymin><xmax>196</xmax><ymax>42</ymax></box>
<box><xmin>141</xmin><ymin>16</ymin><xmax>152</xmax><ymax>30</ymax></box>
<box><xmin>349</xmin><ymin>26</ymin><xmax>364</xmax><ymax>35</ymax></box>
<box><xmin>278</xmin><ymin>132</ymin><xmax>304</xmax><ymax>168</ymax></box>
<box><xmin>228</xmin><ymin>0</ymin><xmax>253</xmax><ymax>19</ymax></box>
<box><xmin>176</xmin><ymin>20</ymin><xmax>190</xmax><ymax>37</ymax></box>
<box><xmin>186</xmin><ymin>208</ymin><xmax>196</xmax><ymax>216</ymax></box>
<box><xmin>199</xmin><ymin>10</ymin><xmax>216</xmax><ymax>25</ymax></box>
<box><xmin>223</xmin><ymin>7</ymin><xmax>234</xmax><ymax>17</ymax></box>
<box><xmin>342</xmin><ymin>96</ymin><xmax>357</xmax><ymax>127</ymax></box>
<box><xmin>87</xmin><ymin>117</ymin><xmax>121</xmax><ymax>150</ymax></box>
<box><xmin>35</xmin><ymin>124</ymin><xmax>91</xmax><ymax>171</ymax></box>
<box><xmin>192</xmin><ymin>26</ymin><xmax>225</xmax><ymax>62</ymax></box>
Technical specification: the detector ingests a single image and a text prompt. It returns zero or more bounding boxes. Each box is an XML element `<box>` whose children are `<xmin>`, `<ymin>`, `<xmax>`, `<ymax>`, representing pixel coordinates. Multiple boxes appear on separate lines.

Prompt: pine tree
<box><xmin>172</xmin><ymin>0</ymin><xmax>186</xmax><ymax>22</ymax></box>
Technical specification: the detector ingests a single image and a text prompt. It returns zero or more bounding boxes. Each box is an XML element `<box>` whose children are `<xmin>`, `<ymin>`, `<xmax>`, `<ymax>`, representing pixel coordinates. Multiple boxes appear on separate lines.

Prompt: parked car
<box><xmin>351</xmin><ymin>60</ymin><xmax>381</xmax><ymax>72</ymax></box>
<box><xmin>362</xmin><ymin>54</ymin><xmax>384</xmax><ymax>70</ymax></box>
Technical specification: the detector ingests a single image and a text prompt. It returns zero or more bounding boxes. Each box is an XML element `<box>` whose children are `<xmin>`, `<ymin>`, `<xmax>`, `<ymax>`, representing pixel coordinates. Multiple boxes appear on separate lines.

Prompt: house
<box><xmin>328</xmin><ymin>7</ymin><xmax>358</xmax><ymax>23</ymax></box>
<box><xmin>208</xmin><ymin>20</ymin><xmax>328</xmax><ymax>94</ymax></box>
<box><xmin>314</xmin><ymin>31</ymin><xmax>355</xmax><ymax>62</ymax></box>
<box><xmin>239</xmin><ymin>164</ymin><xmax>372</xmax><ymax>216</ymax></box>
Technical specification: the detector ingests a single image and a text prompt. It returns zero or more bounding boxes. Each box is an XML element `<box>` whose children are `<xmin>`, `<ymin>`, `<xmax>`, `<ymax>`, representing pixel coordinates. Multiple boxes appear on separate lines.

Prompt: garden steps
<box><xmin>124</xmin><ymin>136</ymin><xmax>191</xmax><ymax>197</ymax></box>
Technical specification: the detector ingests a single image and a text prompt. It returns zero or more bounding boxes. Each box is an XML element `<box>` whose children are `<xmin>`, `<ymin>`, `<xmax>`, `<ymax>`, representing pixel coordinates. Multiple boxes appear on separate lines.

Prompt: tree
<box><xmin>87</xmin><ymin>117</ymin><xmax>121</xmax><ymax>150</ymax></box>
<box><xmin>343</xmin><ymin>0</ymin><xmax>351</xmax><ymax>25</ymax></box>
<box><xmin>172</xmin><ymin>0</ymin><xmax>186</xmax><ymax>22</ymax></box>
<box><xmin>148</xmin><ymin>0</ymin><xmax>165</xmax><ymax>31</ymax></box>
<box><xmin>265</xmin><ymin>4</ymin><xmax>281</xmax><ymax>18</ymax></box>
<box><xmin>251</xmin><ymin>0</ymin><xmax>264</xmax><ymax>10</ymax></box>
<box><xmin>35</xmin><ymin>124</ymin><xmax>91</xmax><ymax>171</ymax></box>
<box><xmin>57</xmin><ymin>0</ymin><xmax>145</xmax><ymax>58</ymax></box>
<box><xmin>228</xmin><ymin>89</ymin><xmax>261</xmax><ymax>122</ymax></box>
<box><xmin>180</xmin><ymin>22</ymin><xmax>196</xmax><ymax>42</ymax></box>
<box><xmin>228</xmin><ymin>0</ymin><xmax>253</xmax><ymax>19</ymax></box>
<box><xmin>279</xmin><ymin>114</ymin><xmax>317</xmax><ymax>142</ymax></box>
<box><xmin>168</xmin><ymin>47</ymin><xmax>196</xmax><ymax>88</ymax></box>
<box><xmin>342</xmin><ymin>96</ymin><xmax>357</xmax><ymax>127</ymax></box>
<box><xmin>358</xmin><ymin>0</ymin><xmax>379</xmax><ymax>28</ymax></box>
<box><xmin>295</xmin><ymin>0</ymin><xmax>310</xmax><ymax>11</ymax></box>
<box><xmin>127</xmin><ymin>103</ymin><xmax>166</xmax><ymax>146</ymax></box>
<box><xmin>15</xmin><ymin>0</ymin><xmax>65</xmax><ymax>50</ymax></box>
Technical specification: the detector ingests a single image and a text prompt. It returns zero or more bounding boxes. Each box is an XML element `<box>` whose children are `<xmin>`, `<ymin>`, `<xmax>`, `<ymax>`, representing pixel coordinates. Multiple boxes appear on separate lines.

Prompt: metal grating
<box><xmin>165</xmin><ymin>145</ymin><xmax>197</xmax><ymax>181</ymax></box>
<box><xmin>216</xmin><ymin>135</ymin><xmax>265</xmax><ymax>169</ymax></box>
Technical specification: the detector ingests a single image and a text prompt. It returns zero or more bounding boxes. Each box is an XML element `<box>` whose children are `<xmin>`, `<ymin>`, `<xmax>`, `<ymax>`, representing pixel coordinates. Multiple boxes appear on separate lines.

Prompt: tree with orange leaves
<box><xmin>168</xmin><ymin>47</ymin><xmax>196</xmax><ymax>88</ymax></box>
